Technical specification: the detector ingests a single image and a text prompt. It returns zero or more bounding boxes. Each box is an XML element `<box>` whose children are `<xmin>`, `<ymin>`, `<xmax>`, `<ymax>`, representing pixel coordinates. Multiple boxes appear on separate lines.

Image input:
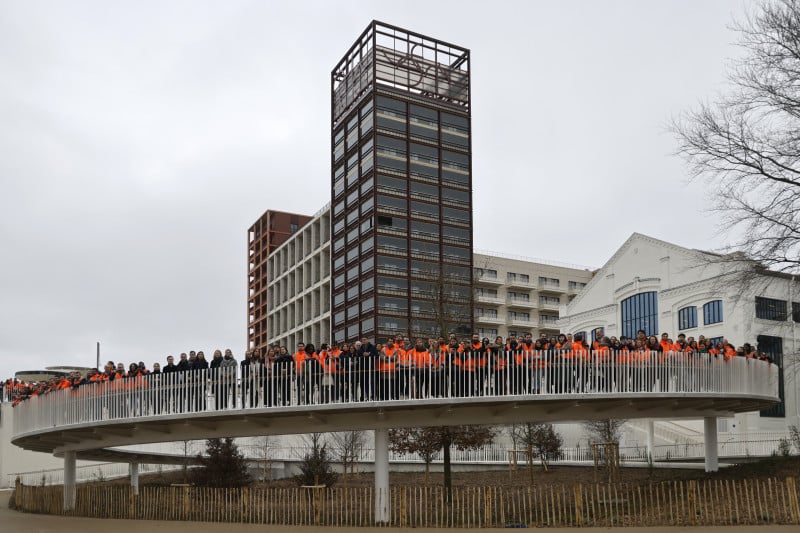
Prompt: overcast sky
<box><xmin>0</xmin><ymin>0</ymin><xmax>749</xmax><ymax>378</ymax></box>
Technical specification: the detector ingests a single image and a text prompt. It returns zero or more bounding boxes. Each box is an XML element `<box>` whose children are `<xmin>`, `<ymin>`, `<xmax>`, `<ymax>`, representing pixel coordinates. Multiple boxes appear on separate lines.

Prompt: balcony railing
<box><xmin>11</xmin><ymin>353</ymin><xmax>779</xmax><ymax>438</ymax></box>
<box><xmin>474</xmin><ymin>274</ymin><xmax>502</xmax><ymax>285</ymax></box>
<box><xmin>538</xmin><ymin>281</ymin><xmax>562</xmax><ymax>293</ymax></box>
<box><xmin>474</xmin><ymin>314</ymin><xmax>504</xmax><ymax>325</ymax></box>
<box><xmin>506</xmin><ymin>297</ymin><xmax>533</xmax><ymax>308</ymax></box>
<box><xmin>506</xmin><ymin>277</ymin><xmax>534</xmax><ymax>289</ymax></box>
<box><xmin>475</xmin><ymin>294</ymin><xmax>503</xmax><ymax>305</ymax></box>
<box><xmin>538</xmin><ymin>301</ymin><xmax>561</xmax><ymax>311</ymax></box>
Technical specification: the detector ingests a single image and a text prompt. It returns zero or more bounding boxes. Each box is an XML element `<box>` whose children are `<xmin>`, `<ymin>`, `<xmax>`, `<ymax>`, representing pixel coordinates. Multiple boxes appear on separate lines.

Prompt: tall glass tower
<box><xmin>330</xmin><ymin>21</ymin><xmax>473</xmax><ymax>344</ymax></box>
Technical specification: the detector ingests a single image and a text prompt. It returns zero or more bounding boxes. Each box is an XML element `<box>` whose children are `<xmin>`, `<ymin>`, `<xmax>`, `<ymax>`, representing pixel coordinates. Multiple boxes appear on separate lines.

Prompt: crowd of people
<box><xmin>2</xmin><ymin>329</ymin><xmax>774</xmax><ymax>409</ymax></box>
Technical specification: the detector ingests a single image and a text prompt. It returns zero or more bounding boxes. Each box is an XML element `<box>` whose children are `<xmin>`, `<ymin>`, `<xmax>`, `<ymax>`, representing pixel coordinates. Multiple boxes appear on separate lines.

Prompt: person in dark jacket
<box><xmin>192</xmin><ymin>351</ymin><xmax>209</xmax><ymax>411</ymax></box>
<box><xmin>357</xmin><ymin>338</ymin><xmax>379</xmax><ymax>401</ymax></box>
<box><xmin>302</xmin><ymin>344</ymin><xmax>321</xmax><ymax>405</ymax></box>
<box><xmin>219</xmin><ymin>349</ymin><xmax>237</xmax><ymax>409</ymax></box>
<box><xmin>273</xmin><ymin>347</ymin><xmax>294</xmax><ymax>406</ymax></box>
<box><xmin>210</xmin><ymin>349</ymin><xmax>224</xmax><ymax>410</ymax></box>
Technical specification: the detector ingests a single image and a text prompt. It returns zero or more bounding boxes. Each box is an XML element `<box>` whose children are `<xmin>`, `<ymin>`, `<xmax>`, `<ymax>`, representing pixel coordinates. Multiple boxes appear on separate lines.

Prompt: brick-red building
<box><xmin>248</xmin><ymin>210</ymin><xmax>311</xmax><ymax>353</ymax></box>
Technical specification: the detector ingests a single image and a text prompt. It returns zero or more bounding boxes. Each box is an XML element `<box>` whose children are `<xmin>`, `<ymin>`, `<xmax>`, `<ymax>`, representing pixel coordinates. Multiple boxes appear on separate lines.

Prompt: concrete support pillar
<box><xmin>130</xmin><ymin>463</ymin><xmax>139</xmax><ymax>496</ymax></box>
<box><xmin>704</xmin><ymin>416</ymin><xmax>719</xmax><ymax>472</ymax></box>
<box><xmin>646</xmin><ymin>420</ymin><xmax>655</xmax><ymax>462</ymax></box>
<box><xmin>374</xmin><ymin>428</ymin><xmax>390</xmax><ymax>524</ymax></box>
<box><xmin>63</xmin><ymin>451</ymin><xmax>76</xmax><ymax>511</ymax></box>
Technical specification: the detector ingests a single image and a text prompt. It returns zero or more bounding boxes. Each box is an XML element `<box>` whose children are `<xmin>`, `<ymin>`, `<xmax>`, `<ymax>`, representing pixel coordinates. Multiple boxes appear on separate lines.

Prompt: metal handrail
<box><xmin>11</xmin><ymin>352</ymin><xmax>779</xmax><ymax>438</ymax></box>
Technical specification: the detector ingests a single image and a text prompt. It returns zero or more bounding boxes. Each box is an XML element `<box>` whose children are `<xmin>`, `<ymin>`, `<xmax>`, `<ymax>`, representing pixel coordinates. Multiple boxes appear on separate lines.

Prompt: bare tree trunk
<box><xmin>443</xmin><ymin>443</ymin><xmax>452</xmax><ymax>505</ymax></box>
<box><xmin>527</xmin><ymin>443</ymin><xmax>534</xmax><ymax>483</ymax></box>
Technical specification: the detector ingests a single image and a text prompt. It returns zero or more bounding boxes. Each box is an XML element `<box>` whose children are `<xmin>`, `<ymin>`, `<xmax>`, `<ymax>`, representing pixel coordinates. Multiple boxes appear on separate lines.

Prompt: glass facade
<box><xmin>620</xmin><ymin>291</ymin><xmax>659</xmax><ymax>339</ymax></box>
<box><xmin>331</xmin><ymin>22</ymin><xmax>473</xmax><ymax>343</ymax></box>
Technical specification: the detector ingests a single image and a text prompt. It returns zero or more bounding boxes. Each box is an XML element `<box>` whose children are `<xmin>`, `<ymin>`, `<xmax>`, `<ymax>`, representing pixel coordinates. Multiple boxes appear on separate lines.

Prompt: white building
<box><xmin>473</xmin><ymin>251</ymin><xmax>593</xmax><ymax>340</ymax></box>
<box><xmin>558</xmin><ymin>232</ymin><xmax>800</xmax><ymax>434</ymax></box>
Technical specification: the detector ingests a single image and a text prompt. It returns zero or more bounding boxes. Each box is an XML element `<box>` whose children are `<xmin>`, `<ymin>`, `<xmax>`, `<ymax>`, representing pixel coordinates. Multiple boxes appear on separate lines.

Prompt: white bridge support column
<box><xmin>130</xmin><ymin>463</ymin><xmax>139</xmax><ymax>496</ymax></box>
<box><xmin>704</xmin><ymin>416</ymin><xmax>719</xmax><ymax>472</ymax></box>
<box><xmin>646</xmin><ymin>420</ymin><xmax>655</xmax><ymax>462</ymax></box>
<box><xmin>63</xmin><ymin>450</ymin><xmax>76</xmax><ymax>511</ymax></box>
<box><xmin>374</xmin><ymin>428</ymin><xmax>390</xmax><ymax>524</ymax></box>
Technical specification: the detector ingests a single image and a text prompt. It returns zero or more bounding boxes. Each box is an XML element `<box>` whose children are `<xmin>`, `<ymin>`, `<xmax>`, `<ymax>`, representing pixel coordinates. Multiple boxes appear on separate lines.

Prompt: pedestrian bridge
<box><xmin>10</xmin><ymin>353</ymin><xmax>780</xmax><ymax>520</ymax></box>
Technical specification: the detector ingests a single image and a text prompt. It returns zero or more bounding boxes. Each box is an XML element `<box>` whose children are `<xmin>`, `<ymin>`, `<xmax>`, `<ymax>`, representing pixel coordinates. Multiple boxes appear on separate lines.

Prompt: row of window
<box><xmin>756</xmin><ymin>297</ymin><xmax>800</xmax><ymax>322</ymax></box>
<box><xmin>474</xmin><ymin>268</ymin><xmax>588</xmax><ymax>291</ymax></box>
<box><xmin>375</xmin><ymin>95</ymin><xmax>469</xmax><ymax>148</ymax></box>
<box><xmin>677</xmin><ymin>300</ymin><xmax>723</xmax><ymax>330</ymax></box>
<box><xmin>377</xmin><ymin>175</ymin><xmax>470</xmax><ymax>203</ymax></box>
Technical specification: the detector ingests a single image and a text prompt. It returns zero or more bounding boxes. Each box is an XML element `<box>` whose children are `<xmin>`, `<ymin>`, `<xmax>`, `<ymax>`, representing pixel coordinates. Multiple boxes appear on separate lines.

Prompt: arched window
<box><xmin>703</xmin><ymin>300</ymin><xmax>723</xmax><ymax>324</ymax></box>
<box><xmin>620</xmin><ymin>291</ymin><xmax>659</xmax><ymax>339</ymax></box>
<box><xmin>678</xmin><ymin>306</ymin><xmax>697</xmax><ymax>330</ymax></box>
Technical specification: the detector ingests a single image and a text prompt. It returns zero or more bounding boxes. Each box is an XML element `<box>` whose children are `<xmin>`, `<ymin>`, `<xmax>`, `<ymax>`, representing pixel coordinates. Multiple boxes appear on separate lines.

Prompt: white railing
<box><xmin>8</xmin><ymin>462</ymin><xmax>183</xmax><ymax>487</ymax></box>
<box><xmin>12</xmin><ymin>352</ymin><xmax>779</xmax><ymax>438</ymax></box>
<box><xmin>241</xmin><ymin>436</ymin><xmax>792</xmax><ymax>468</ymax></box>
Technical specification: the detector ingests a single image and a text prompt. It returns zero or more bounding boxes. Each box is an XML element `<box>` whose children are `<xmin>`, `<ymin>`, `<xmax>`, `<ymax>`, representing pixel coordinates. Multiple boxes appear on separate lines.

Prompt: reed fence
<box><xmin>13</xmin><ymin>477</ymin><xmax>800</xmax><ymax>527</ymax></box>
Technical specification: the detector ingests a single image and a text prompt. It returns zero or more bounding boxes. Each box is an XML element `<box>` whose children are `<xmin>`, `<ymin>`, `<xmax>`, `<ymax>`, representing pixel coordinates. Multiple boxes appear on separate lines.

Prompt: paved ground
<box><xmin>3</xmin><ymin>490</ymin><xmax>800</xmax><ymax>533</ymax></box>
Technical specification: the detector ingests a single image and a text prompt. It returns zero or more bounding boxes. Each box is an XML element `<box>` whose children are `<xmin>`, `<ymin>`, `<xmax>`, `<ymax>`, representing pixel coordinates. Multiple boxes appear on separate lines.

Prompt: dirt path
<box><xmin>2</xmin><ymin>490</ymin><xmax>799</xmax><ymax>533</ymax></box>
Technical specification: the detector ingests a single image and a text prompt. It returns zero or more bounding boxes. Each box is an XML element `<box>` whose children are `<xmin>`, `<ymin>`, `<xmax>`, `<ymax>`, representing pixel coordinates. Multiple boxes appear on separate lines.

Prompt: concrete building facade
<box><xmin>264</xmin><ymin>205</ymin><xmax>331</xmax><ymax>352</ymax></box>
<box><xmin>558</xmin><ymin>232</ymin><xmax>800</xmax><ymax>433</ymax></box>
<box><xmin>472</xmin><ymin>251</ymin><xmax>594</xmax><ymax>341</ymax></box>
<box><xmin>260</xmin><ymin>206</ymin><xmax>595</xmax><ymax>350</ymax></box>
<box><xmin>248</xmin><ymin>210</ymin><xmax>313</xmax><ymax>354</ymax></box>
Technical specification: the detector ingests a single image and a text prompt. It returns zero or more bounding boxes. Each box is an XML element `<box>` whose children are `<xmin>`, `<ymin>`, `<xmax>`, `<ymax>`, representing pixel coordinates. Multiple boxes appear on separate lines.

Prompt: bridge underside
<box><xmin>13</xmin><ymin>392</ymin><xmax>775</xmax><ymax>456</ymax></box>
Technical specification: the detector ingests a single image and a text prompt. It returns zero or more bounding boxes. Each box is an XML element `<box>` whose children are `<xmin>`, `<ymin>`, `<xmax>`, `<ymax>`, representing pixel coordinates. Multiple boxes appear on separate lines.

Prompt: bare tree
<box><xmin>255</xmin><ymin>436</ymin><xmax>276</xmax><ymax>482</ymax></box>
<box><xmin>672</xmin><ymin>0</ymin><xmax>800</xmax><ymax>276</ymax></box>
<box><xmin>409</xmin><ymin>264</ymin><xmax>473</xmax><ymax>339</ymax></box>
<box><xmin>582</xmin><ymin>419</ymin><xmax>626</xmax><ymax>445</ymax></box>
<box><xmin>509</xmin><ymin>423</ymin><xmax>564</xmax><ymax>480</ymax></box>
<box><xmin>389</xmin><ymin>425</ymin><xmax>495</xmax><ymax>502</ymax></box>
<box><xmin>175</xmin><ymin>439</ymin><xmax>200</xmax><ymax>483</ymax></box>
<box><xmin>295</xmin><ymin>433</ymin><xmax>338</xmax><ymax>487</ymax></box>
<box><xmin>389</xmin><ymin>427</ymin><xmax>441</xmax><ymax>486</ymax></box>
<box><xmin>328</xmin><ymin>430</ymin><xmax>367</xmax><ymax>485</ymax></box>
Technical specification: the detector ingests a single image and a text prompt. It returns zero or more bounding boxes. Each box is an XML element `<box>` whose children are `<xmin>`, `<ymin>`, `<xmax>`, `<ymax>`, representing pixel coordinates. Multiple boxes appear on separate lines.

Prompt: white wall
<box><xmin>559</xmin><ymin>233</ymin><xmax>800</xmax><ymax>433</ymax></box>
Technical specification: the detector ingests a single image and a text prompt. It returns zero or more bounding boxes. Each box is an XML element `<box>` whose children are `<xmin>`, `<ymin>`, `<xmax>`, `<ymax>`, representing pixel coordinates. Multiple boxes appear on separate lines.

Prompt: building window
<box><xmin>678</xmin><ymin>306</ymin><xmax>698</xmax><ymax>330</ymax></box>
<box><xmin>568</xmin><ymin>281</ymin><xmax>586</xmax><ymax>290</ymax></box>
<box><xmin>476</xmin><ymin>288</ymin><xmax>497</xmax><ymax>297</ymax></box>
<box><xmin>539</xmin><ymin>296</ymin><xmax>560</xmax><ymax>305</ymax></box>
<box><xmin>620</xmin><ymin>291</ymin><xmax>658</xmax><ymax>339</ymax></box>
<box><xmin>538</xmin><ymin>277</ymin><xmax>560</xmax><ymax>287</ymax></box>
<box><xmin>476</xmin><ymin>308</ymin><xmax>497</xmax><ymax>319</ymax></box>
<box><xmin>701</xmin><ymin>300</ymin><xmax>722</xmax><ymax>325</ymax></box>
<box><xmin>758</xmin><ymin>335</ymin><xmax>784</xmax><ymax>418</ymax></box>
<box><xmin>475</xmin><ymin>268</ymin><xmax>497</xmax><ymax>279</ymax></box>
<box><xmin>755</xmin><ymin>297</ymin><xmax>787</xmax><ymax>321</ymax></box>
<box><xmin>508</xmin><ymin>292</ymin><xmax>529</xmax><ymax>302</ymax></box>
<box><xmin>477</xmin><ymin>328</ymin><xmax>497</xmax><ymax>338</ymax></box>
<box><xmin>507</xmin><ymin>272</ymin><xmax>530</xmax><ymax>283</ymax></box>
<box><xmin>361</xmin><ymin>317</ymin><xmax>375</xmax><ymax>333</ymax></box>
<box><xmin>508</xmin><ymin>311</ymin><xmax>530</xmax><ymax>321</ymax></box>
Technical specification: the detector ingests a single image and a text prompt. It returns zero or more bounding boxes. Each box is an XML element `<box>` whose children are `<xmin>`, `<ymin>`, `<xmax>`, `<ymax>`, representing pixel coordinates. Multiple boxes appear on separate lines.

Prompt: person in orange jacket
<box><xmin>407</xmin><ymin>338</ymin><xmax>433</xmax><ymax>398</ymax></box>
<box><xmin>379</xmin><ymin>339</ymin><xmax>401</xmax><ymax>401</ymax></box>
<box><xmin>293</xmin><ymin>342</ymin><xmax>308</xmax><ymax>404</ymax></box>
